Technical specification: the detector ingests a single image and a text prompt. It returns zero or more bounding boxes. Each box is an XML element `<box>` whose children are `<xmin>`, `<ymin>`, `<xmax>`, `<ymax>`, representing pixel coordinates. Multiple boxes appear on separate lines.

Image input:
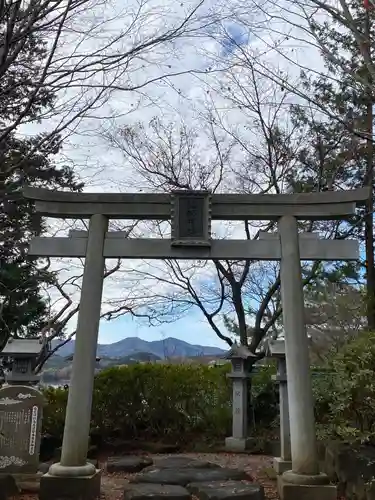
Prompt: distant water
<box><xmin>41</xmin><ymin>380</ymin><xmax>70</xmax><ymax>389</ymax></box>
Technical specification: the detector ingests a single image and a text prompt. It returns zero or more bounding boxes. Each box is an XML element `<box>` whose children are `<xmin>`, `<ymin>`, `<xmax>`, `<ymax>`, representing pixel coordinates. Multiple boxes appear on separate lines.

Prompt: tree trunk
<box><xmin>364</xmin><ymin>11</ymin><xmax>375</xmax><ymax>329</ymax></box>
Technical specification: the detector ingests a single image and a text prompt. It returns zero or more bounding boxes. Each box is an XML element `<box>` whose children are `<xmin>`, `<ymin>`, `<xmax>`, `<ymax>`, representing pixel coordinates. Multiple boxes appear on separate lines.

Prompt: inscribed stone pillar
<box><xmin>273</xmin><ymin>358</ymin><xmax>292</xmax><ymax>474</ymax></box>
<box><xmin>225</xmin><ymin>371</ymin><xmax>251</xmax><ymax>452</ymax></box>
<box><xmin>232</xmin><ymin>375</ymin><xmax>248</xmax><ymax>439</ymax></box>
<box><xmin>224</xmin><ymin>344</ymin><xmax>256</xmax><ymax>452</ymax></box>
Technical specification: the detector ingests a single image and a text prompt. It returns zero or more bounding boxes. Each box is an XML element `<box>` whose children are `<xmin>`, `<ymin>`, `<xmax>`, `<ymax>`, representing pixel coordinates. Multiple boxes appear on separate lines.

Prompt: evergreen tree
<box><xmin>285</xmin><ymin>2</ymin><xmax>375</xmax><ymax>327</ymax></box>
<box><xmin>0</xmin><ymin>23</ymin><xmax>83</xmax><ymax>345</ymax></box>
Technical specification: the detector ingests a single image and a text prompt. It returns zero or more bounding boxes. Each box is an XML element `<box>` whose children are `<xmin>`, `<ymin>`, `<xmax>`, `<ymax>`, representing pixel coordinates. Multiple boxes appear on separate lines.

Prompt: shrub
<box><xmin>42</xmin><ymin>386</ymin><xmax>68</xmax><ymax>439</ymax></box>
<box><xmin>41</xmin><ymin>361</ymin><xmax>280</xmax><ymax>444</ymax></box>
<box><xmin>251</xmin><ymin>364</ymin><xmax>278</xmax><ymax>430</ymax></box>
<box><xmin>312</xmin><ymin>368</ymin><xmax>336</xmax><ymax>425</ymax></box>
<box><xmin>311</xmin><ymin>331</ymin><xmax>375</xmax><ymax>441</ymax></box>
<box><xmin>329</xmin><ymin>331</ymin><xmax>375</xmax><ymax>437</ymax></box>
<box><xmin>91</xmin><ymin>363</ymin><xmax>231</xmax><ymax>442</ymax></box>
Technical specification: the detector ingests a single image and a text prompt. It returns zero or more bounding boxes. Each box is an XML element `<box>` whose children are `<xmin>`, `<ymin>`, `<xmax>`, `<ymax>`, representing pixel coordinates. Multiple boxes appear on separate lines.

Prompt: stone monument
<box><xmin>267</xmin><ymin>339</ymin><xmax>291</xmax><ymax>474</ymax></box>
<box><xmin>0</xmin><ymin>337</ymin><xmax>47</xmax><ymax>491</ymax></box>
<box><xmin>0</xmin><ymin>385</ymin><xmax>43</xmax><ymax>475</ymax></box>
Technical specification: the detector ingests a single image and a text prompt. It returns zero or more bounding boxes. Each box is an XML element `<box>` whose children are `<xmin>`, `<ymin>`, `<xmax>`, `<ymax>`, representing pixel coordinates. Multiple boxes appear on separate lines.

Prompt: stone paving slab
<box><xmin>146</xmin><ymin>456</ymin><xmax>220</xmax><ymax>471</ymax></box>
<box><xmin>124</xmin><ymin>483</ymin><xmax>191</xmax><ymax>500</ymax></box>
<box><xmin>107</xmin><ymin>456</ymin><xmax>153</xmax><ymax>473</ymax></box>
<box><xmin>187</xmin><ymin>481</ymin><xmax>264</xmax><ymax>500</ymax></box>
<box><xmin>131</xmin><ymin>467</ymin><xmax>250</xmax><ymax>486</ymax></box>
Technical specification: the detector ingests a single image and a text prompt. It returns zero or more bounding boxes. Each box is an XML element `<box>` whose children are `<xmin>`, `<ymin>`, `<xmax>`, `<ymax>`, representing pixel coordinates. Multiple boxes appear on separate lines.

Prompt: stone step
<box><xmin>187</xmin><ymin>481</ymin><xmax>264</xmax><ymax>500</ymax></box>
<box><xmin>147</xmin><ymin>456</ymin><xmax>220</xmax><ymax>471</ymax></box>
<box><xmin>124</xmin><ymin>483</ymin><xmax>190</xmax><ymax>500</ymax></box>
<box><xmin>131</xmin><ymin>467</ymin><xmax>251</xmax><ymax>486</ymax></box>
<box><xmin>107</xmin><ymin>456</ymin><xmax>153</xmax><ymax>473</ymax></box>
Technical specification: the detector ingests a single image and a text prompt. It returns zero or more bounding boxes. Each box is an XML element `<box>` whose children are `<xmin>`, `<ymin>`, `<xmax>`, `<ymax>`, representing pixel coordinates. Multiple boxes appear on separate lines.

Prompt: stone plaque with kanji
<box><xmin>0</xmin><ymin>385</ymin><xmax>43</xmax><ymax>473</ymax></box>
<box><xmin>178</xmin><ymin>196</ymin><xmax>205</xmax><ymax>238</ymax></box>
<box><xmin>171</xmin><ymin>191</ymin><xmax>211</xmax><ymax>246</ymax></box>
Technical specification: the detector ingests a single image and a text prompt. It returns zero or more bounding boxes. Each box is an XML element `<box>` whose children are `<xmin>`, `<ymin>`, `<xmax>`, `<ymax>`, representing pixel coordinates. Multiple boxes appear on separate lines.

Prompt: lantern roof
<box><xmin>0</xmin><ymin>337</ymin><xmax>47</xmax><ymax>357</ymax></box>
<box><xmin>225</xmin><ymin>343</ymin><xmax>257</xmax><ymax>359</ymax></box>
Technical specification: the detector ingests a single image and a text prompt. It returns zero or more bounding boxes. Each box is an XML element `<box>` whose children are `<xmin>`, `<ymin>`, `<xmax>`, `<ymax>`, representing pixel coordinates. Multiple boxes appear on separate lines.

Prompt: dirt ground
<box><xmin>19</xmin><ymin>452</ymin><xmax>278</xmax><ymax>500</ymax></box>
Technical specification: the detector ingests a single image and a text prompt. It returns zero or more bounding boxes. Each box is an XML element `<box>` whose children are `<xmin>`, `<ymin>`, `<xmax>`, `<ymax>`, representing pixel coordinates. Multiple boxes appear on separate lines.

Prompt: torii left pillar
<box><xmin>40</xmin><ymin>214</ymin><xmax>108</xmax><ymax>500</ymax></box>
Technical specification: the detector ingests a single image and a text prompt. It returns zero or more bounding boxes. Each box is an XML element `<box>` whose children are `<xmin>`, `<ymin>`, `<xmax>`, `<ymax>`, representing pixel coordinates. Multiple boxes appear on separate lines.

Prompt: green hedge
<box><xmin>42</xmin><ymin>362</ymin><xmax>279</xmax><ymax>444</ymax></box>
<box><xmin>43</xmin><ymin>335</ymin><xmax>375</xmax><ymax>446</ymax></box>
<box><xmin>92</xmin><ymin>364</ymin><xmax>231</xmax><ymax>441</ymax></box>
<box><xmin>43</xmin><ymin>364</ymin><xmax>232</xmax><ymax>442</ymax></box>
<box><xmin>43</xmin><ymin>385</ymin><xmax>68</xmax><ymax>440</ymax></box>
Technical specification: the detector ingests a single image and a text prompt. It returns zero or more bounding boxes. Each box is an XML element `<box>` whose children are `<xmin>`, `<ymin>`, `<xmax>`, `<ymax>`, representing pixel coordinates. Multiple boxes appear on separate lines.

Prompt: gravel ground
<box><xmin>19</xmin><ymin>453</ymin><xmax>278</xmax><ymax>500</ymax></box>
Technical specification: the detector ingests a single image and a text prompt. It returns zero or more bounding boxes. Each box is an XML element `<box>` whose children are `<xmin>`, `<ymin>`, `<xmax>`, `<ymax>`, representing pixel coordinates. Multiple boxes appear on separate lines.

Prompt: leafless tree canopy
<box><xmin>101</xmin><ymin>68</ymin><xmax>364</xmax><ymax>358</ymax></box>
<box><xmin>0</xmin><ymin>0</ymin><xmax>224</xmax><ymax>168</ymax></box>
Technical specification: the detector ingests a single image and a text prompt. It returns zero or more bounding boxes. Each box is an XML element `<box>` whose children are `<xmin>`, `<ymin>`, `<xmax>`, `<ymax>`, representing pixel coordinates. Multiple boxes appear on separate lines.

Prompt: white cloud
<box><xmin>23</xmin><ymin>0</ymin><xmax>333</xmax><ymax>345</ymax></box>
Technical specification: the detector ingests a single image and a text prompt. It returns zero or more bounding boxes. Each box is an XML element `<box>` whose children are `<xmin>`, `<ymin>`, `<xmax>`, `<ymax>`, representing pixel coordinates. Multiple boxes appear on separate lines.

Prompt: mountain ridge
<box><xmin>51</xmin><ymin>336</ymin><xmax>226</xmax><ymax>359</ymax></box>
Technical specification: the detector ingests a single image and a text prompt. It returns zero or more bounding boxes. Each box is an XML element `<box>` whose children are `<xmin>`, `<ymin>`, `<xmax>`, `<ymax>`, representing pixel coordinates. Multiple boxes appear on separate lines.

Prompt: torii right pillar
<box><xmin>278</xmin><ymin>215</ymin><xmax>336</xmax><ymax>500</ymax></box>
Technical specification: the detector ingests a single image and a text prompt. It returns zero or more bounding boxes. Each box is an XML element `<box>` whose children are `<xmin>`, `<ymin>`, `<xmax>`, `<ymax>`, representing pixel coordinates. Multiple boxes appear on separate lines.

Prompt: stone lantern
<box><xmin>225</xmin><ymin>343</ymin><xmax>257</xmax><ymax>452</ymax></box>
<box><xmin>0</xmin><ymin>337</ymin><xmax>49</xmax><ymax>385</ymax></box>
<box><xmin>267</xmin><ymin>338</ymin><xmax>292</xmax><ymax>474</ymax></box>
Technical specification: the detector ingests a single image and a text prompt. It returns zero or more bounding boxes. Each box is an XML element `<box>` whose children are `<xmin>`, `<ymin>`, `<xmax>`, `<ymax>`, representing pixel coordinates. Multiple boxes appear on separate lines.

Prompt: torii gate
<box><xmin>23</xmin><ymin>187</ymin><xmax>369</xmax><ymax>500</ymax></box>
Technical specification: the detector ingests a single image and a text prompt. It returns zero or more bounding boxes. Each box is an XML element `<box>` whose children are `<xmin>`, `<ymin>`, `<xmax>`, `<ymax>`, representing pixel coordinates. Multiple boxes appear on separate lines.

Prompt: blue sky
<box><xmin>97</xmin><ymin>310</ymin><xmax>230</xmax><ymax>348</ymax></box>
<box><xmin>221</xmin><ymin>23</ymin><xmax>249</xmax><ymax>56</ymax></box>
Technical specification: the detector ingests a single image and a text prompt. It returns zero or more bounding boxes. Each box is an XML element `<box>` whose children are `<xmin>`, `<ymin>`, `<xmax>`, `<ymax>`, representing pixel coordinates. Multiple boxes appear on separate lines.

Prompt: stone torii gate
<box><xmin>23</xmin><ymin>187</ymin><xmax>368</xmax><ymax>500</ymax></box>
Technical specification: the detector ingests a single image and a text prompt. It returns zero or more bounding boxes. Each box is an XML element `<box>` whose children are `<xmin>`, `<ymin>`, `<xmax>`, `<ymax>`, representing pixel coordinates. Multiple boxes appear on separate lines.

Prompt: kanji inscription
<box><xmin>171</xmin><ymin>191</ymin><xmax>211</xmax><ymax>246</ymax></box>
<box><xmin>0</xmin><ymin>385</ymin><xmax>43</xmax><ymax>473</ymax></box>
<box><xmin>178</xmin><ymin>196</ymin><xmax>205</xmax><ymax>238</ymax></box>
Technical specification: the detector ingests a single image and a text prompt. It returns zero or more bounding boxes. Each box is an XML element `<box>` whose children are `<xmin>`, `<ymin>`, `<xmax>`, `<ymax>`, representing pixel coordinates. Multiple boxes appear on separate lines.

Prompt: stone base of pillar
<box><xmin>39</xmin><ymin>469</ymin><xmax>101</xmax><ymax>500</ymax></box>
<box><xmin>225</xmin><ymin>437</ymin><xmax>256</xmax><ymax>452</ymax></box>
<box><xmin>277</xmin><ymin>472</ymin><xmax>337</xmax><ymax>500</ymax></box>
<box><xmin>273</xmin><ymin>457</ymin><xmax>292</xmax><ymax>475</ymax></box>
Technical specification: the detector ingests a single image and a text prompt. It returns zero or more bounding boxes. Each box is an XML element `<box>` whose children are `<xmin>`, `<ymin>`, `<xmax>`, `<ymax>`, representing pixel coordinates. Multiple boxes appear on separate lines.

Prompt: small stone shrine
<box><xmin>267</xmin><ymin>339</ymin><xmax>292</xmax><ymax>474</ymax></box>
<box><xmin>0</xmin><ymin>337</ymin><xmax>48</xmax><ymax>385</ymax></box>
<box><xmin>225</xmin><ymin>343</ymin><xmax>257</xmax><ymax>452</ymax></box>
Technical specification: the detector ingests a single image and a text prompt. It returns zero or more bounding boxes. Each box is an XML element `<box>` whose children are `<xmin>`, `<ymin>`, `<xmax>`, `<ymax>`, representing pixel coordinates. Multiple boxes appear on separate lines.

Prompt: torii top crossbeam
<box><xmin>23</xmin><ymin>187</ymin><xmax>370</xmax><ymax>220</ymax></box>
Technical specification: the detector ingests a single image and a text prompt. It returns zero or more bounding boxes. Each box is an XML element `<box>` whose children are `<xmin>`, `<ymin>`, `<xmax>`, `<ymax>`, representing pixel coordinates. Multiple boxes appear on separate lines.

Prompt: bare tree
<box><xmin>100</xmin><ymin>74</ymin><xmax>342</xmax><ymax>363</ymax></box>
<box><xmin>101</xmin><ymin>54</ymin><xmax>372</xmax><ymax>362</ymax></box>
<box><xmin>0</xmin><ymin>0</ymin><xmax>237</xmax><ymax>357</ymax></box>
<box><xmin>28</xmin><ymin>220</ymin><xmax>159</xmax><ymax>371</ymax></box>
<box><xmin>305</xmin><ymin>282</ymin><xmax>366</xmax><ymax>363</ymax></box>
<box><xmin>212</xmin><ymin>0</ymin><xmax>375</xmax><ymax>326</ymax></box>
<box><xmin>34</xmin><ymin>257</ymin><xmax>121</xmax><ymax>372</ymax></box>
<box><xmin>0</xmin><ymin>0</ymin><xmax>233</xmax><ymax>172</ymax></box>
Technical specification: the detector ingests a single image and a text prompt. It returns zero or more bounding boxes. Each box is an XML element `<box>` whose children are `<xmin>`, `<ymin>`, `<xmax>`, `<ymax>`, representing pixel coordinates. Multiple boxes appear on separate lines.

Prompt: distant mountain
<box><xmin>109</xmin><ymin>351</ymin><xmax>162</xmax><ymax>365</ymax></box>
<box><xmin>50</xmin><ymin>337</ymin><xmax>226</xmax><ymax>360</ymax></box>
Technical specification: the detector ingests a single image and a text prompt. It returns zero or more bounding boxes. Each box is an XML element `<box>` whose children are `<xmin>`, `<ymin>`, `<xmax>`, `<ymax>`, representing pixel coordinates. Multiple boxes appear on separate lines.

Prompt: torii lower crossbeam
<box><xmin>29</xmin><ymin>236</ymin><xmax>358</xmax><ymax>260</ymax></box>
